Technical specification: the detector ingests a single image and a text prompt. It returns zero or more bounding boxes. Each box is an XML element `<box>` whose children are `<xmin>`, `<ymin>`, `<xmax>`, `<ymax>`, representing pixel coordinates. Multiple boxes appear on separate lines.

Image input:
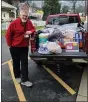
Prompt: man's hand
<box><xmin>25</xmin><ymin>31</ymin><xmax>32</xmax><ymax>35</ymax></box>
<box><xmin>9</xmin><ymin>46</ymin><xmax>11</xmax><ymax>48</ymax></box>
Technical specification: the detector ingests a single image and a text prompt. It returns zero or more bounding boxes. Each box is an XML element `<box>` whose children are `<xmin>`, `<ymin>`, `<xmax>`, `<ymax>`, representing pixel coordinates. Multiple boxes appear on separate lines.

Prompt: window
<box><xmin>4</xmin><ymin>14</ymin><xmax>5</xmax><ymax>17</ymax></box>
<box><xmin>59</xmin><ymin>16</ymin><xmax>68</xmax><ymax>24</ymax></box>
<box><xmin>68</xmin><ymin>16</ymin><xmax>79</xmax><ymax>23</ymax></box>
<box><xmin>47</xmin><ymin>17</ymin><xmax>59</xmax><ymax>25</ymax></box>
<box><xmin>47</xmin><ymin>15</ymin><xmax>79</xmax><ymax>25</ymax></box>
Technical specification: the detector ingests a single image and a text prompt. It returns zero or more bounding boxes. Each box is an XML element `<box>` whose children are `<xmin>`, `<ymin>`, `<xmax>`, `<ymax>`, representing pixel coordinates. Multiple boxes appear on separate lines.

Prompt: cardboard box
<box><xmin>65</xmin><ymin>42</ymin><xmax>79</xmax><ymax>52</ymax></box>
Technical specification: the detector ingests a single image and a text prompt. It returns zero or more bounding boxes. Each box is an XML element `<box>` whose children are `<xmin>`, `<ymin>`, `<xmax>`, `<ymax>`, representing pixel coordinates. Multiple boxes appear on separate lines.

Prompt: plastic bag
<box><xmin>48</xmin><ymin>29</ymin><xmax>64</xmax><ymax>42</ymax></box>
<box><xmin>38</xmin><ymin>42</ymin><xmax>50</xmax><ymax>54</ymax></box>
<box><xmin>46</xmin><ymin>41</ymin><xmax>62</xmax><ymax>54</ymax></box>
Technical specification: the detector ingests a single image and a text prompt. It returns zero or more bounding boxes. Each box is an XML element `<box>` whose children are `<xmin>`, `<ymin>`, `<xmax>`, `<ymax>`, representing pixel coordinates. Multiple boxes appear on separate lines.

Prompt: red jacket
<box><xmin>5</xmin><ymin>18</ymin><xmax>35</xmax><ymax>47</ymax></box>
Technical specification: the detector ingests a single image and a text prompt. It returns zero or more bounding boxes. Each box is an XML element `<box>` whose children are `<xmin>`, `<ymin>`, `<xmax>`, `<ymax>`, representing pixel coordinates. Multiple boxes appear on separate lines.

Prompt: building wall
<box><xmin>2</xmin><ymin>11</ymin><xmax>9</xmax><ymax>21</ymax></box>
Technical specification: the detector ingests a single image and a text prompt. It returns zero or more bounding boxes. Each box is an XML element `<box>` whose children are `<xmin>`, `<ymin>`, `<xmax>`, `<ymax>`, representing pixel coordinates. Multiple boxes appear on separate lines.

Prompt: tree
<box><xmin>69</xmin><ymin>0</ymin><xmax>78</xmax><ymax>13</ymax></box>
<box><xmin>62</xmin><ymin>6</ymin><xmax>69</xmax><ymax>13</ymax></box>
<box><xmin>42</xmin><ymin>0</ymin><xmax>61</xmax><ymax>20</ymax></box>
<box><xmin>76</xmin><ymin>5</ymin><xmax>85</xmax><ymax>13</ymax></box>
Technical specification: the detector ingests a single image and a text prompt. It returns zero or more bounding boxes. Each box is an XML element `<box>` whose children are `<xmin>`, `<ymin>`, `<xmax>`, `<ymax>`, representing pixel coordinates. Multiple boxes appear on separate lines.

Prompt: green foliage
<box><xmin>42</xmin><ymin>0</ymin><xmax>61</xmax><ymax>20</ymax></box>
<box><xmin>1</xmin><ymin>30</ymin><xmax>6</xmax><ymax>35</ymax></box>
<box><xmin>36</xmin><ymin>26</ymin><xmax>44</xmax><ymax>30</ymax></box>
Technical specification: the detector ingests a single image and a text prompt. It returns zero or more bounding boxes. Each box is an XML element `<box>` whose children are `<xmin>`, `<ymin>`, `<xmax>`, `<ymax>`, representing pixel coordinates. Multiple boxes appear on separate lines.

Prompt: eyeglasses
<box><xmin>22</xmin><ymin>15</ymin><xmax>28</xmax><ymax>18</ymax></box>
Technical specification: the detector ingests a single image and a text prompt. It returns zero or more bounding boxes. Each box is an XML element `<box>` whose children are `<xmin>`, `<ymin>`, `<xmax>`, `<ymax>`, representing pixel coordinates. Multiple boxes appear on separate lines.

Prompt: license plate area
<box><xmin>53</xmin><ymin>58</ymin><xmax>66</xmax><ymax>61</ymax></box>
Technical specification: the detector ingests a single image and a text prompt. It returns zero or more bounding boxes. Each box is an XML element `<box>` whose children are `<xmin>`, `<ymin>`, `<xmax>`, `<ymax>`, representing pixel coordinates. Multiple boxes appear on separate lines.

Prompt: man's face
<box><xmin>20</xmin><ymin>11</ymin><xmax>29</xmax><ymax>23</ymax></box>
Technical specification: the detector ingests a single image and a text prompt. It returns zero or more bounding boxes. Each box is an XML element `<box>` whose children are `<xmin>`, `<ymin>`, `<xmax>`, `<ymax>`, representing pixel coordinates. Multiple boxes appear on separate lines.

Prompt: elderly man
<box><xmin>5</xmin><ymin>7</ymin><xmax>35</xmax><ymax>87</ymax></box>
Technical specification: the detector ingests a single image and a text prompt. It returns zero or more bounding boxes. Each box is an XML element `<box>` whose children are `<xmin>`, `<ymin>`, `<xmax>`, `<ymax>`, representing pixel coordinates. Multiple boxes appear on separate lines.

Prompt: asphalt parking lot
<box><xmin>1</xmin><ymin>35</ymin><xmax>88</xmax><ymax>102</ymax></box>
<box><xmin>2</xmin><ymin>58</ymin><xmax>87</xmax><ymax>102</ymax></box>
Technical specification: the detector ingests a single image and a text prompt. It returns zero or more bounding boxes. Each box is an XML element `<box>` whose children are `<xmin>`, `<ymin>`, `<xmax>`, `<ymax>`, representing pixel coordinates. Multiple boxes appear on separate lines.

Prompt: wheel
<box><xmin>35</xmin><ymin>61</ymin><xmax>42</xmax><ymax>66</ymax></box>
<box><xmin>75</xmin><ymin>63</ymin><xmax>88</xmax><ymax>68</ymax></box>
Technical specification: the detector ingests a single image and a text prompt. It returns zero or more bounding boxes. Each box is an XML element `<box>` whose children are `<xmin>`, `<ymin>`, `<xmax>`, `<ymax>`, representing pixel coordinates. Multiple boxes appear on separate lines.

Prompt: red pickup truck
<box><xmin>46</xmin><ymin>14</ymin><xmax>81</xmax><ymax>25</ymax></box>
<box><xmin>29</xmin><ymin>14</ymin><xmax>88</xmax><ymax>65</ymax></box>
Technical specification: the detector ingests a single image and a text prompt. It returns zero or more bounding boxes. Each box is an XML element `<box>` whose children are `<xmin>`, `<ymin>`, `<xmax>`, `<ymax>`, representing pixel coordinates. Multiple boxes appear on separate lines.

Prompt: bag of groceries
<box><xmin>46</xmin><ymin>41</ymin><xmax>62</xmax><ymax>54</ymax></box>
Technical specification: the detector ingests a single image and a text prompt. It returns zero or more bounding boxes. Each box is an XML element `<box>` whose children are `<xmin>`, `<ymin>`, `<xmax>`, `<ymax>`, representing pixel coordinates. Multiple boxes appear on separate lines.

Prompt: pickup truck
<box><xmin>29</xmin><ymin>14</ymin><xmax>88</xmax><ymax>65</ymax></box>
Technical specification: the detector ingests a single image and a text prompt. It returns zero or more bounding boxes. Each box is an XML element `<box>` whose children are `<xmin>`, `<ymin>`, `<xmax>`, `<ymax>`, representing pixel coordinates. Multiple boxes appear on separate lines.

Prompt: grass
<box><xmin>1</xmin><ymin>30</ymin><xmax>6</xmax><ymax>35</ymax></box>
<box><xmin>36</xmin><ymin>26</ymin><xmax>45</xmax><ymax>30</ymax></box>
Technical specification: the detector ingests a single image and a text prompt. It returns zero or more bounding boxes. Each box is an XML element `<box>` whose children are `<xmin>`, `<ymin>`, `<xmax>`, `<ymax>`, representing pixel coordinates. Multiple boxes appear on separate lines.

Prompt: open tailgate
<box><xmin>30</xmin><ymin>49</ymin><xmax>88</xmax><ymax>59</ymax></box>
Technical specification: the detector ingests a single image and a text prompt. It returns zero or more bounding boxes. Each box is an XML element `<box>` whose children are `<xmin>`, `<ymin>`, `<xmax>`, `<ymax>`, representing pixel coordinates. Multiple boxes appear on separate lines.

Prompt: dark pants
<box><xmin>10</xmin><ymin>47</ymin><xmax>29</xmax><ymax>82</ymax></box>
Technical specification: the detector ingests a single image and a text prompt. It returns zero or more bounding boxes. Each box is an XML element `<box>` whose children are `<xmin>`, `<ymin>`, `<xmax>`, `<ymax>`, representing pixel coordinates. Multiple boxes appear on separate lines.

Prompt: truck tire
<box><xmin>76</xmin><ymin>63</ymin><xmax>88</xmax><ymax>68</ymax></box>
<box><xmin>35</xmin><ymin>61</ymin><xmax>42</xmax><ymax>66</ymax></box>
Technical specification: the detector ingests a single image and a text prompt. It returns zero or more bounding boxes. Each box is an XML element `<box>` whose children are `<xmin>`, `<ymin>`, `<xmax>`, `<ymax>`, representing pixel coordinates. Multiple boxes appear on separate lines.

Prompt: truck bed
<box><xmin>30</xmin><ymin>49</ymin><xmax>88</xmax><ymax>59</ymax></box>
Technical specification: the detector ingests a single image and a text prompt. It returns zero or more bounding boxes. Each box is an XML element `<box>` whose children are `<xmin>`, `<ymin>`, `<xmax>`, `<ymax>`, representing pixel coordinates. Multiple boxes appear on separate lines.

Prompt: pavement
<box><xmin>76</xmin><ymin>66</ymin><xmax>88</xmax><ymax>101</ymax></box>
<box><xmin>1</xmin><ymin>35</ymin><xmax>88</xmax><ymax>102</ymax></box>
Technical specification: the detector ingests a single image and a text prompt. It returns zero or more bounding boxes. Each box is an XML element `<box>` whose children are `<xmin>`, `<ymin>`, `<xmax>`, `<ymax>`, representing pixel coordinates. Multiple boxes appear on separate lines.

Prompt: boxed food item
<box><xmin>39</xmin><ymin>33</ymin><xmax>50</xmax><ymax>46</ymax></box>
<box><xmin>60</xmin><ymin>31</ymin><xmax>83</xmax><ymax>48</ymax></box>
<box><xmin>65</xmin><ymin>42</ymin><xmax>79</xmax><ymax>52</ymax></box>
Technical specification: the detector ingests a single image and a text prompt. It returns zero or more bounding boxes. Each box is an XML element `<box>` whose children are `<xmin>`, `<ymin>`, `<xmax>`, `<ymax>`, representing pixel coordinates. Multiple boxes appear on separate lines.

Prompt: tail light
<box><xmin>30</xmin><ymin>32</ymin><xmax>36</xmax><ymax>53</ymax></box>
